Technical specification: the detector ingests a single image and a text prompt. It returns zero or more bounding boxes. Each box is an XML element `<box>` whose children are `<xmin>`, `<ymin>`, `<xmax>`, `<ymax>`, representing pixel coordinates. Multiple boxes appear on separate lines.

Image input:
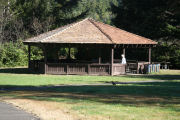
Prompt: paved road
<box><xmin>0</xmin><ymin>102</ymin><xmax>40</xmax><ymax>120</ymax></box>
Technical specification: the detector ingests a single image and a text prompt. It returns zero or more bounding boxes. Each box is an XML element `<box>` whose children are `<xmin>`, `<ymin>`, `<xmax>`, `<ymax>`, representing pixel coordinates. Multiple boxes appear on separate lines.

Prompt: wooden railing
<box><xmin>46</xmin><ymin>63</ymin><xmax>111</xmax><ymax>75</ymax></box>
<box><xmin>29</xmin><ymin>60</ymin><xmax>126</xmax><ymax>75</ymax></box>
<box><xmin>29</xmin><ymin>60</ymin><xmax>45</xmax><ymax>73</ymax></box>
<box><xmin>89</xmin><ymin>64</ymin><xmax>110</xmax><ymax>75</ymax></box>
<box><xmin>113</xmin><ymin>64</ymin><xmax>126</xmax><ymax>75</ymax></box>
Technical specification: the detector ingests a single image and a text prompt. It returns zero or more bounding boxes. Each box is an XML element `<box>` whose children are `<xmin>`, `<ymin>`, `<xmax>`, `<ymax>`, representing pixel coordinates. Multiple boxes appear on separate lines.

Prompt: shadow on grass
<box><xmin>0</xmin><ymin>68</ymin><xmax>39</xmax><ymax>74</ymax></box>
<box><xmin>1</xmin><ymin>81</ymin><xmax>180</xmax><ymax>108</ymax></box>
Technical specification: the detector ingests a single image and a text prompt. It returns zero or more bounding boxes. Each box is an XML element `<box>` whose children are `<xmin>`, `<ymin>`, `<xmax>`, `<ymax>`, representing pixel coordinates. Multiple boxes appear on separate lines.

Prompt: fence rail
<box><xmin>45</xmin><ymin>63</ymin><xmax>112</xmax><ymax>75</ymax></box>
<box><xmin>30</xmin><ymin>60</ymin><xmax>161</xmax><ymax>75</ymax></box>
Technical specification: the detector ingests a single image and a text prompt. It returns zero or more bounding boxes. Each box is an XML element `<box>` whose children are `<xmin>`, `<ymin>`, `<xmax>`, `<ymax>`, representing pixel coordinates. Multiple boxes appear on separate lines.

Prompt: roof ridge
<box><xmin>41</xmin><ymin>18</ymin><xmax>89</xmax><ymax>42</ymax></box>
<box><xmin>90</xmin><ymin>18</ymin><xmax>157</xmax><ymax>44</ymax></box>
<box><xmin>88</xmin><ymin>19</ymin><xmax>114</xmax><ymax>44</ymax></box>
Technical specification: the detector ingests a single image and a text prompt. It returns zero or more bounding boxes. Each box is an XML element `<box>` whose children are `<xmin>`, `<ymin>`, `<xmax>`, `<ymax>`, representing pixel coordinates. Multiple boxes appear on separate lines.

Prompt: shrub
<box><xmin>0</xmin><ymin>41</ymin><xmax>28</xmax><ymax>67</ymax></box>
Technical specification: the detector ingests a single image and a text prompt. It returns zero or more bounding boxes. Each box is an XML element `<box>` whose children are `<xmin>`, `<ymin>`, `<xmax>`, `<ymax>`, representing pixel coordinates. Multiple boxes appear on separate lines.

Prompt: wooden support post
<box><xmin>111</xmin><ymin>47</ymin><xmax>114</xmax><ymax>76</ymax></box>
<box><xmin>123</xmin><ymin>48</ymin><xmax>126</xmax><ymax>57</ymax></box>
<box><xmin>149</xmin><ymin>47</ymin><xmax>151</xmax><ymax>64</ymax></box>
<box><xmin>44</xmin><ymin>44</ymin><xmax>47</xmax><ymax>74</ymax></box>
<box><xmin>66</xmin><ymin>64</ymin><xmax>69</xmax><ymax>75</ymax></box>
<box><xmin>68</xmin><ymin>47</ymin><xmax>71</xmax><ymax>59</ymax></box>
<box><xmin>87</xmin><ymin>64</ymin><xmax>90</xmax><ymax>74</ymax></box>
<box><xmin>98</xmin><ymin>47</ymin><xmax>101</xmax><ymax>64</ymax></box>
<box><xmin>28</xmin><ymin>45</ymin><xmax>31</xmax><ymax>69</ymax></box>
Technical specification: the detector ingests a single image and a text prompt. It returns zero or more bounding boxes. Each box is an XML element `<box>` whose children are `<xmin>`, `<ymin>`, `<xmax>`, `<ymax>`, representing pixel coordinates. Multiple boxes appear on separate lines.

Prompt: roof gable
<box><xmin>24</xmin><ymin>18</ymin><xmax>157</xmax><ymax>45</ymax></box>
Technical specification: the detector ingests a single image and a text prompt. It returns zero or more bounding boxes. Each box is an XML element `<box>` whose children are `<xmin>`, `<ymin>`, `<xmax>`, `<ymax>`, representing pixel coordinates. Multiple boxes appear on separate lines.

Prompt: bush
<box><xmin>0</xmin><ymin>41</ymin><xmax>28</xmax><ymax>67</ymax></box>
<box><xmin>30</xmin><ymin>46</ymin><xmax>44</xmax><ymax>60</ymax></box>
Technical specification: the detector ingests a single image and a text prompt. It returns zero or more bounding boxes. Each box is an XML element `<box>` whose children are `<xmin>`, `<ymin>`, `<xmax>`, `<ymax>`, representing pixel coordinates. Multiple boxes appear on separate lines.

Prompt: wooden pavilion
<box><xmin>23</xmin><ymin>18</ymin><xmax>157</xmax><ymax>75</ymax></box>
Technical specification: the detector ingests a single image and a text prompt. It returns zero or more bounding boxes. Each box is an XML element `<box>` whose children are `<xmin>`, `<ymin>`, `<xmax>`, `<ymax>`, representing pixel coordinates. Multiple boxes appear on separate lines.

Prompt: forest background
<box><xmin>0</xmin><ymin>0</ymin><xmax>179</xmax><ymax>68</ymax></box>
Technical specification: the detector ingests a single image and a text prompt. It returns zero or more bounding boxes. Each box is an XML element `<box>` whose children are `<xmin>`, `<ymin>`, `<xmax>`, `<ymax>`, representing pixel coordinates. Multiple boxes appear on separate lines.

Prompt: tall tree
<box><xmin>112</xmin><ymin>0</ymin><xmax>180</xmax><ymax>68</ymax></box>
<box><xmin>56</xmin><ymin>0</ymin><xmax>118</xmax><ymax>24</ymax></box>
<box><xmin>112</xmin><ymin>0</ymin><xmax>180</xmax><ymax>44</ymax></box>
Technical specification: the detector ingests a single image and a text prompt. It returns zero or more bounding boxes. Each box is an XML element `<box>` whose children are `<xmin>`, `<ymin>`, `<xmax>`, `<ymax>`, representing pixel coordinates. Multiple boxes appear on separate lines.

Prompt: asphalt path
<box><xmin>0</xmin><ymin>102</ymin><xmax>40</xmax><ymax>120</ymax></box>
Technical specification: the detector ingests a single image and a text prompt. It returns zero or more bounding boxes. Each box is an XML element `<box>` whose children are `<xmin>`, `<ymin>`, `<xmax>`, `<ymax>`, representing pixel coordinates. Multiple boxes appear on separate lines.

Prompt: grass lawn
<box><xmin>0</xmin><ymin>68</ymin><xmax>180</xmax><ymax>120</ymax></box>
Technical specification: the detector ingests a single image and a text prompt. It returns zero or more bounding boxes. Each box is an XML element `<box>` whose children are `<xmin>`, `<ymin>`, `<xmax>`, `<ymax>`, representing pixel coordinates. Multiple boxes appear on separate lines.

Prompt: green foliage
<box><xmin>0</xmin><ymin>41</ymin><xmax>45</xmax><ymax>67</ymax></box>
<box><xmin>152</xmin><ymin>44</ymin><xmax>180</xmax><ymax>69</ymax></box>
<box><xmin>11</xmin><ymin>0</ymin><xmax>57</xmax><ymax>35</ymax></box>
<box><xmin>0</xmin><ymin>41</ymin><xmax>28</xmax><ymax>67</ymax></box>
<box><xmin>0</xmin><ymin>0</ymin><xmax>180</xmax><ymax>68</ymax></box>
<box><xmin>56</xmin><ymin>0</ymin><xmax>118</xmax><ymax>24</ymax></box>
<box><xmin>30</xmin><ymin>46</ymin><xmax>43</xmax><ymax>60</ymax></box>
<box><xmin>112</xmin><ymin>0</ymin><xmax>180</xmax><ymax>68</ymax></box>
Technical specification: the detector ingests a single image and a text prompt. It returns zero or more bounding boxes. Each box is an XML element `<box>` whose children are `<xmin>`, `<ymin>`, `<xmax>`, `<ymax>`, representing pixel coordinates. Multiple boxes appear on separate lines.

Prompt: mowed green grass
<box><xmin>0</xmin><ymin>68</ymin><xmax>180</xmax><ymax>120</ymax></box>
<box><xmin>0</xmin><ymin>68</ymin><xmax>180</xmax><ymax>86</ymax></box>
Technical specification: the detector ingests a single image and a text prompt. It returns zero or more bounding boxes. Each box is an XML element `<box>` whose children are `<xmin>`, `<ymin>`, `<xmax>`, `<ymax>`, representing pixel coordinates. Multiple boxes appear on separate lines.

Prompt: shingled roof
<box><xmin>24</xmin><ymin>18</ymin><xmax>157</xmax><ymax>45</ymax></box>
